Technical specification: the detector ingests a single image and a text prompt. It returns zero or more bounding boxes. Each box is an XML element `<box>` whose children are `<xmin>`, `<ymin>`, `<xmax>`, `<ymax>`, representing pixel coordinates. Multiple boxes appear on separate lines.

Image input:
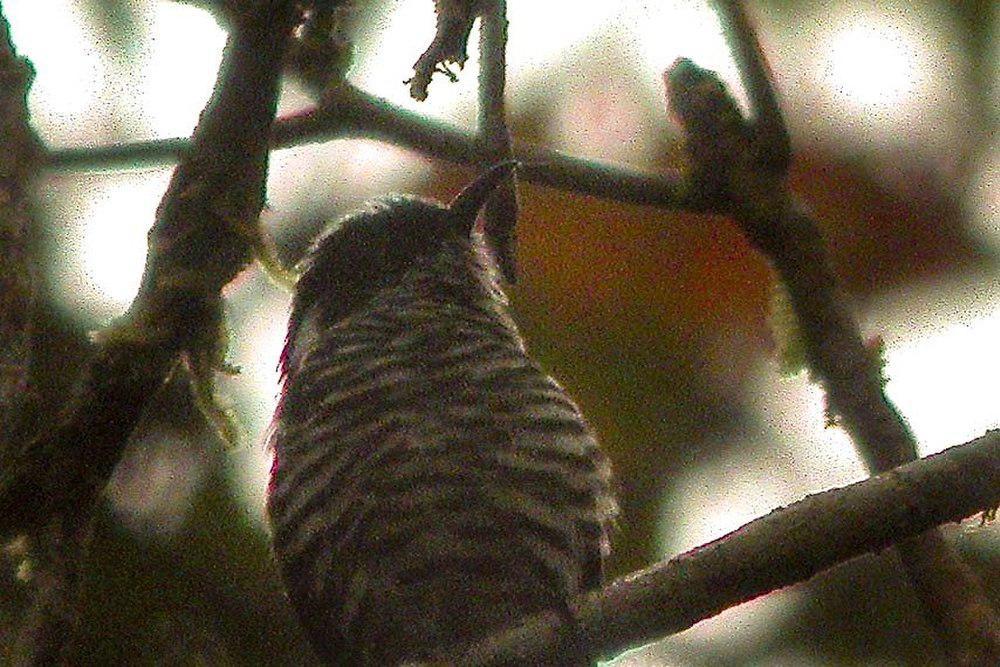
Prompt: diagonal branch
<box><xmin>2</xmin><ymin>2</ymin><xmax>303</xmax><ymax>655</ymax></box>
<box><xmin>450</xmin><ymin>431</ymin><xmax>1000</xmax><ymax>664</ymax></box>
<box><xmin>0</xmin><ymin>0</ymin><xmax>301</xmax><ymax>538</ymax></box>
<box><xmin>667</xmin><ymin>14</ymin><xmax>1000</xmax><ymax>660</ymax></box>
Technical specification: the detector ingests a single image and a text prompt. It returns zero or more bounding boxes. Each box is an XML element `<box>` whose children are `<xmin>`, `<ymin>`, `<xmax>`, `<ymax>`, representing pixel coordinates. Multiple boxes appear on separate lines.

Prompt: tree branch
<box><xmin>0</xmin><ymin>9</ymin><xmax>91</xmax><ymax>664</ymax></box>
<box><xmin>0</xmin><ymin>8</ymin><xmax>42</xmax><ymax>450</ymax></box>
<box><xmin>710</xmin><ymin>0</ymin><xmax>790</xmax><ymax>171</ymax></box>
<box><xmin>408</xmin><ymin>0</ymin><xmax>481</xmax><ymax>101</ymax></box>
<box><xmin>0</xmin><ymin>0</ymin><xmax>301</xmax><ymax>537</ymax></box>
<box><xmin>745</xmin><ymin>201</ymin><xmax>1000</xmax><ymax>663</ymax></box>
<box><xmin>666</xmin><ymin>10</ymin><xmax>1000</xmax><ymax>659</ymax></box>
<box><xmin>449</xmin><ymin>430</ymin><xmax>1000</xmax><ymax>665</ymax></box>
<box><xmin>1</xmin><ymin>4</ymin><xmax>303</xmax><ymax>656</ymax></box>
<box><xmin>44</xmin><ymin>83</ymin><xmax>693</xmax><ymax>213</ymax></box>
<box><xmin>477</xmin><ymin>0</ymin><xmax>519</xmax><ymax>283</ymax></box>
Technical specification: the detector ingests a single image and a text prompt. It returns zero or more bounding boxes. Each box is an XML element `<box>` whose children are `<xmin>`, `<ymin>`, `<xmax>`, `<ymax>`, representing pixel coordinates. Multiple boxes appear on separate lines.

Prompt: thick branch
<box><xmin>0</xmin><ymin>0</ymin><xmax>301</xmax><ymax>538</ymax></box>
<box><xmin>749</xmin><ymin>187</ymin><xmax>1000</xmax><ymax>667</ymax></box>
<box><xmin>0</xmin><ymin>10</ymin><xmax>90</xmax><ymax>665</ymax></box>
<box><xmin>667</xmin><ymin>33</ymin><xmax>1000</xmax><ymax>661</ymax></box>
<box><xmin>450</xmin><ymin>431</ymin><xmax>1000</xmax><ymax>664</ymax></box>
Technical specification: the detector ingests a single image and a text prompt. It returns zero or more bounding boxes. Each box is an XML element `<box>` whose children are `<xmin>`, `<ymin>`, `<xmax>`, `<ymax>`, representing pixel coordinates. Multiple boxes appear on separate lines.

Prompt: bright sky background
<box><xmin>4</xmin><ymin>2</ymin><xmax>997</xmax><ymax>656</ymax></box>
<box><xmin>8</xmin><ymin>0</ymin><xmax>988</xmax><ymax>316</ymax></box>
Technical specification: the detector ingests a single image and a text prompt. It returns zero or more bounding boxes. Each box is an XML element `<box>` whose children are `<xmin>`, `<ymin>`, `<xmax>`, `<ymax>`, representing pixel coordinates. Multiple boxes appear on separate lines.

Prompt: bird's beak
<box><xmin>448</xmin><ymin>160</ymin><xmax>519</xmax><ymax>234</ymax></box>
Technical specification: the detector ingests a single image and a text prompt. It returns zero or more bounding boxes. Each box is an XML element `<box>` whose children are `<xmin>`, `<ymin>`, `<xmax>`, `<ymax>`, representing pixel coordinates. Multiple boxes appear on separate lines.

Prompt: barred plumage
<box><xmin>267</xmin><ymin>165</ymin><xmax>616</xmax><ymax>665</ymax></box>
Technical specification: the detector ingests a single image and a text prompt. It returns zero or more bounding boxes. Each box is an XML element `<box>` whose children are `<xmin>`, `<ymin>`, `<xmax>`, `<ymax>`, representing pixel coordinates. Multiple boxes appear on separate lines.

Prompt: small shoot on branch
<box><xmin>408</xmin><ymin>0</ymin><xmax>484</xmax><ymax>101</ymax></box>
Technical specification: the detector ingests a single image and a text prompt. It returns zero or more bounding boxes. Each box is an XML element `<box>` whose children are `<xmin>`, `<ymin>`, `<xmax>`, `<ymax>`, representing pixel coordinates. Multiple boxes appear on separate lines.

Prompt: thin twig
<box><xmin>710</xmin><ymin>0</ymin><xmax>790</xmax><ymax>171</ymax></box>
<box><xmin>44</xmin><ymin>84</ymin><xmax>692</xmax><ymax>212</ymax></box>
<box><xmin>449</xmin><ymin>430</ymin><xmax>1000</xmax><ymax>664</ymax></box>
<box><xmin>0</xmin><ymin>0</ymin><xmax>302</xmax><ymax>538</ymax></box>
<box><xmin>45</xmin><ymin>135</ymin><xmax>190</xmax><ymax>170</ymax></box>
<box><xmin>477</xmin><ymin>0</ymin><xmax>519</xmax><ymax>282</ymax></box>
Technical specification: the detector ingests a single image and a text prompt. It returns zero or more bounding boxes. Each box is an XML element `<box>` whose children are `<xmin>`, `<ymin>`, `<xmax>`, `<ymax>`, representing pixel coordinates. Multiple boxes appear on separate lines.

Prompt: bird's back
<box><xmin>268</xmin><ymin>285</ymin><xmax>613</xmax><ymax>665</ymax></box>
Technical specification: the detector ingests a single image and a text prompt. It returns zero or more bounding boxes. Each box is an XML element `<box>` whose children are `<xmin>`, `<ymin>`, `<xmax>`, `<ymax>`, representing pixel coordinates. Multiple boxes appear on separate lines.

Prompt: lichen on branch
<box><xmin>664</xmin><ymin>48</ymin><xmax>1000</xmax><ymax>664</ymax></box>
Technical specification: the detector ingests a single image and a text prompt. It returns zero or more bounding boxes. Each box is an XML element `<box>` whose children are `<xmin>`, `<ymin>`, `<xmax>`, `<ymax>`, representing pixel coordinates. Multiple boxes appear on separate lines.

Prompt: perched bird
<box><xmin>267</xmin><ymin>163</ymin><xmax>616</xmax><ymax>665</ymax></box>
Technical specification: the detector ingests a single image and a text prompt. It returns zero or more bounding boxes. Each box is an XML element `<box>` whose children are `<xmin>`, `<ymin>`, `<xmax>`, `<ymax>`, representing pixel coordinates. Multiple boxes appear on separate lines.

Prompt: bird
<box><xmin>267</xmin><ymin>163</ymin><xmax>616</xmax><ymax>665</ymax></box>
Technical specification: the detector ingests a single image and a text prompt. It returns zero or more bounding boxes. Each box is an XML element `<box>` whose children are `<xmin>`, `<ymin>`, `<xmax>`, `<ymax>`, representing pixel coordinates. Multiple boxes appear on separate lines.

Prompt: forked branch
<box><xmin>667</xmin><ymin>4</ymin><xmax>1000</xmax><ymax>658</ymax></box>
<box><xmin>0</xmin><ymin>2</ymin><xmax>302</xmax><ymax>660</ymax></box>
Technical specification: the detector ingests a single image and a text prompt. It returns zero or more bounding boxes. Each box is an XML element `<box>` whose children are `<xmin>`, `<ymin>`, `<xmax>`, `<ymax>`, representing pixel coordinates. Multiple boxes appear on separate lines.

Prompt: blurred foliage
<box><xmin>72</xmin><ymin>476</ymin><xmax>318</xmax><ymax>665</ymax></box>
<box><xmin>79</xmin><ymin>0</ymin><xmax>142</xmax><ymax>57</ymax></box>
<box><xmin>2</xmin><ymin>0</ymin><xmax>997</xmax><ymax>664</ymax></box>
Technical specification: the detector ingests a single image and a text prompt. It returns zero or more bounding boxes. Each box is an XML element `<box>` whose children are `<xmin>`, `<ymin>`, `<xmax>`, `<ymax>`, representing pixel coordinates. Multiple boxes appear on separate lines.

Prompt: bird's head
<box><xmin>288</xmin><ymin>161</ymin><xmax>517</xmax><ymax>344</ymax></box>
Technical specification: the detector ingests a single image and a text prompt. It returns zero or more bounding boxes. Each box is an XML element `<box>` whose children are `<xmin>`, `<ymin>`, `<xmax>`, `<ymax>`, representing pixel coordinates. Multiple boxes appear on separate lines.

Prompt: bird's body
<box><xmin>267</xmin><ymin>167</ymin><xmax>615</xmax><ymax>665</ymax></box>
